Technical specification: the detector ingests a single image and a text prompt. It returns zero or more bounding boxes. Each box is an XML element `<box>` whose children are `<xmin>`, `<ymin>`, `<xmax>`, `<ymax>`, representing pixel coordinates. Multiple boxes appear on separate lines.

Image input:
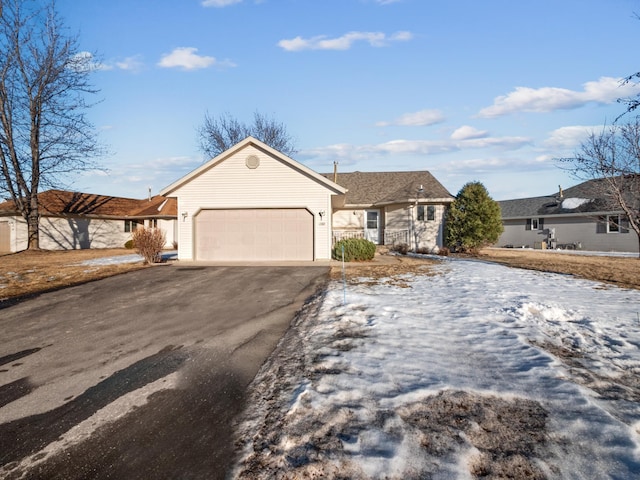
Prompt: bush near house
<box><xmin>131</xmin><ymin>227</ymin><xmax>166</xmax><ymax>264</ymax></box>
<box><xmin>332</xmin><ymin>238</ymin><xmax>376</xmax><ymax>262</ymax></box>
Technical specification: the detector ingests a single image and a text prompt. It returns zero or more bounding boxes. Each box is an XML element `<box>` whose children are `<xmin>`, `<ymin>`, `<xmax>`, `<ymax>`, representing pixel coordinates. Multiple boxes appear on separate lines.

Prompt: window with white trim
<box><xmin>607</xmin><ymin>214</ymin><xmax>630</xmax><ymax>233</ymax></box>
<box><xmin>426</xmin><ymin>205</ymin><xmax>435</xmax><ymax>221</ymax></box>
<box><xmin>124</xmin><ymin>220</ymin><xmax>141</xmax><ymax>232</ymax></box>
<box><xmin>417</xmin><ymin>205</ymin><xmax>435</xmax><ymax>222</ymax></box>
<box><xmin>526</xmin><ymin>218</ymin><xmax>543</xmax><ymax>231</ymax></box>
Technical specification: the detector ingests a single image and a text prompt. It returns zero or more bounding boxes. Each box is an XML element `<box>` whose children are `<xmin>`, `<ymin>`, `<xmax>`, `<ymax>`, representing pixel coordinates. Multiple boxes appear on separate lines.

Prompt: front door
<box><xmin>365</xmin><ymin>210</ymin><xmax>380</xmax><ymax>244</ymax></box>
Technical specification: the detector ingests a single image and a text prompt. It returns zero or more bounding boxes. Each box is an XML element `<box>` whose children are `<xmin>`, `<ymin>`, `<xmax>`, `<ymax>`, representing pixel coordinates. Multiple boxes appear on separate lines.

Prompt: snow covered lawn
<box><xmin>232</xmin><ymin>257</ymin><xmax>640</xmax><ymax>479</ymax></box>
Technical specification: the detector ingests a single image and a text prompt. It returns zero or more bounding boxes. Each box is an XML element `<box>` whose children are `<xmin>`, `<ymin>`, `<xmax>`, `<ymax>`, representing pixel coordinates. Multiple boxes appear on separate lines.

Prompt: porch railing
<box><xmin>384</xmin><ymin>229</ymin><xmax>409</xmax><ymax>246</ymax></box>
<box><xmin>332</xmin><ymin>229</ymin><xmax>409</xmax><ymax>246</ymax></box>
<box><xmin>332</xmin><ymin>230</ymin><xmax>365</xmax><ymax>244</ymax></box>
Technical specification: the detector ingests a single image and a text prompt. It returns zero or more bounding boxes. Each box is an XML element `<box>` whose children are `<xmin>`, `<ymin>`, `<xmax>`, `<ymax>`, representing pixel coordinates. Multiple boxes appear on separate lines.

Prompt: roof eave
<box><xmin>502</xmin><ymin>209</ymin><xmax>625</xmax><ymax>220</ymax></box>
<box><xmin>160</xmin><ymin>136</ymin><xmax>347</xmax><ymax>196</ymax></box>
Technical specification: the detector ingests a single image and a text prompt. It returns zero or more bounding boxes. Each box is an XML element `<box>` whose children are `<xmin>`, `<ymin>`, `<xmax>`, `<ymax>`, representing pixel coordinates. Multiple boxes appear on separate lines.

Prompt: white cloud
<box><xmin>115</xmin><ymin>55</ymin><xmax>144</xmax><ymax>72</ymax></box>
<box><xmin>201</xmin><ymin>0</ymin><xmax>242</xmax><ymax>6</ymax></box>
<box><xmin>455</xmin><ymin>136</ymin><xmax>531</xmax><ymax>150</ymax></box>
<box><xmin>278</xmin><ymin>30</ymin><xmax>413</xmax><ymax>52</ymax></box>
<box><xmin>450</xmin><ymin>125</ymin><xmax>488</xmax><ymax>141</ymax></box>
<box><xmin>300</xmin><ymin>134</ymin><xmax>531</xmax><ymax>163</ymax></box>
<box><xmin>157</xmin><ymin>47</ymin><xmax>217</xmax><ymax>70</ymax></box>
<box><xmin>440</xmin><ymin>157</ymin><xmax>511</xmax><ymax>172</ymax></box>
<box><xmin>477</xmin><ymin>76</ymin><xmax>640</xmax><ymax>118</ymax></box>
<box><xmin>544</xmin><ymin>125</ymin><xmax>601</xmax><ymax>149</ymax></box>
<box><xmin>376</xmin><ymin>109</ymin><xmax>445</xmax><ymax>127</ymax></box>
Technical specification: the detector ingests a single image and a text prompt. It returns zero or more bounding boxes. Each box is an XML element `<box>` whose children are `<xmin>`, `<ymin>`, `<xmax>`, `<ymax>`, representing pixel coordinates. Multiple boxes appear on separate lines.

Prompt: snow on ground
<box><xmin>232</xmin><ymin>257</ymin><xmax>640</xmax><ymax>479</ymax></box>
<box><xmin>76</xmin><ymin>251</ymin><xmax>177</xmax><ymax>266</ymax></box>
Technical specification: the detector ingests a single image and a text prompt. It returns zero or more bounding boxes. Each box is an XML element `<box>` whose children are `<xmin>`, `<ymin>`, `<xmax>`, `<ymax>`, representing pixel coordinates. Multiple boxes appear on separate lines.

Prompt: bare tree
<box><xmin>0</xmin><ymin>0</ymin><xmax>102</xmax><ymax>250</ymax></box>
<box><xmin>557</xmin><ymin>119</ymin><xmax>640</xmax><ymax>255</ymax></box>
<box><xmin>198</xmin><ymin>111</ymin><xmax>296</xmax><ymax>159</ymax></box>
<box><xmin>618</xmin><ymin>71</ymin><xmax>640</xmax><ymax>116</ymax></box>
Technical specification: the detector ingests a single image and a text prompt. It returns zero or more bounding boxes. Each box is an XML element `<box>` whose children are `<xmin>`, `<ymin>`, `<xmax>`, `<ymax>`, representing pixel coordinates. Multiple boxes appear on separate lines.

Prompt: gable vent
<box><xmin>246</xmin><ymin>155</ymin><xmax>260</xmax><ymax>169</ymax></box>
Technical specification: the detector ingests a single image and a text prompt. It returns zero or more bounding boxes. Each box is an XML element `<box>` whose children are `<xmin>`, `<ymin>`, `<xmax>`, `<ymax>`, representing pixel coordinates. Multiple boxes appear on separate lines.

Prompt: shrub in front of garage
<box><xmin>132</xmin><ymin>227</ymin><xmax>166</xmax><ymax>264</ymax></box>
<box><xmin>332</xmin><ymin>238</ymin><xmax>376</xmax><ymax>262</ymax></box>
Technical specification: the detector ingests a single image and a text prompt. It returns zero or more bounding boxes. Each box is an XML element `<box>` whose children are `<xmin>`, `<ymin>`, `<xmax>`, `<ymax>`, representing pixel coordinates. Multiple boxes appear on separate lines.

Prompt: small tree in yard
<box><xmin>445</xmin><ymin>181</ymin><xmax>503</xmax><ymax>253</ymax></box>
<box><xmin>132</xmin><ymin>227</ymin><xmax>166</xmax><ymax>264</ymax></box>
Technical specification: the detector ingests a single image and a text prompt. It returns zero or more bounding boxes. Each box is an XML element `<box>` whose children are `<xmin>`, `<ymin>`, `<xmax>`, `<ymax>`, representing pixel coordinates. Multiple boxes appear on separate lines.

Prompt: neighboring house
<box><xmin>160</xmin><ymin>136</ymin><xmax>454</xmax><ymax>262</ymax></box>
<box><xmin>497</xmin><ymin>177</ymin><xmax>638</xmax><ymax>253</ymax></box>
<box><xmin>0</xmin><ymin>189</ymin><xmax>177</xmax><ymax>253</ymax></box>
<box><xmin>323</xmin><ymin>170</ymin><xmax>454</xmax><ymax>252</ymax></box>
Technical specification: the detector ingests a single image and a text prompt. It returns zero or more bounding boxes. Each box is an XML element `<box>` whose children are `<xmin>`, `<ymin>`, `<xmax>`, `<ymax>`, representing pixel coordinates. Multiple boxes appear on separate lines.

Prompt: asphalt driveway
<box><xmin>0</xmin><ymin>265</ymin><xmax>329</xmax><ymax>479</ymax></box>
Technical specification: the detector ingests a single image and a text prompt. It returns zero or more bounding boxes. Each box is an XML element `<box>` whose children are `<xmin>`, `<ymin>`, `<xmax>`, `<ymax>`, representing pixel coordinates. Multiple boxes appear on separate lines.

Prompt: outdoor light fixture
<box><xmin>181</xmin><ymin>211</ymin><xmax>188</xmax><ymax>221</ymax></box>
<box><xmin>318</xmin><ymin>210</ymin><xmax>325</xmax><ymax>219</ymax></box>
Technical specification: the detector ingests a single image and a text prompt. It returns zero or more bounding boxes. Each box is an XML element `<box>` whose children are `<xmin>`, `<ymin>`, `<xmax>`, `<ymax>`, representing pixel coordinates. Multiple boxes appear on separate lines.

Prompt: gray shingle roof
<box><xmin>322</xmin><ymin>171</ymin><xmax>453</xmax><ymax>206</ymax></box>
<box><xmin>498</xmin><ymin>176</ymin><xmax>638</xmax><ymax>218</ymax></box>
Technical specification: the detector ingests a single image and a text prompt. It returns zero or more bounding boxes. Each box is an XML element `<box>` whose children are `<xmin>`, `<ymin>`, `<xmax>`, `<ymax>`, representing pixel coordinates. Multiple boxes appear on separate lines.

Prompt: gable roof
<box><xmin>130</xmin><ymin>195</ymin><xmax>177</xmax><ymax>217</ymax></box>
<box><xmin>499</xmin><ymin>176</ymin><xmax>639</xmax><ymax>218</ymax></box>
<box><xmin>322</xmin><ymin>171</ymin><xmax>454</xmax><ymax>206</ymax></box>
<box><xmin>0</xmin><ymin>189</ymin><xmax>177</xmax><ymax>218</ymax></box>
<box><xmin>160</xmin><ymin>136</ymin><xmax>347</xmax><ymax>196</ymax></box>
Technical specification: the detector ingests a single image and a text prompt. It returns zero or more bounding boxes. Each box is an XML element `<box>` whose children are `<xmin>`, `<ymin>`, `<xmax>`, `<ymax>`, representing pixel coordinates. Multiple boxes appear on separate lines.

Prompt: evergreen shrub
<box><xmin>332</xmin><ymin>238</ymin><xmax>376</xmax><ymax>261</ymax></box>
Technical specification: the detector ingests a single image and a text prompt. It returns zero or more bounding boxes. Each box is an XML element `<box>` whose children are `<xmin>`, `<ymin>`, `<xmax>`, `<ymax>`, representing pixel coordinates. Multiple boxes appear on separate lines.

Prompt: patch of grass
<box><xmin>478</xmin><ymin>248</ymin><xmax>640</xmax><ymax>290</ymax></box>
<box><xmin>0</xmin><ymin>249</ymin><xmax>148</xmax><ymax>303</ymax></box>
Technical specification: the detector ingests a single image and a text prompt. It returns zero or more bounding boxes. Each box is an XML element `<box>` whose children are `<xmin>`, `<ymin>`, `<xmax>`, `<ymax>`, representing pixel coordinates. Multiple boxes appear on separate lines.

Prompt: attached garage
<box><xmin>194</xmin><ymin>208</ymin><xmax>313</xmax><ymax>261</ymax></box>
<box><xmin>160</xmin><ymin>137</ymin><xmax>346</xmax><ymax>262</ymax></box>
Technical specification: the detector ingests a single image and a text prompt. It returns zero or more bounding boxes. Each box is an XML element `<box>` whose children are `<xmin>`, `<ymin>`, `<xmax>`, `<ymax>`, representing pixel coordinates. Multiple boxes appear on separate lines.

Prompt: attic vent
<box><xmin>246</xmin><ymin>155</ymin><xmax>260</xmax><ymax>169</ymax></box>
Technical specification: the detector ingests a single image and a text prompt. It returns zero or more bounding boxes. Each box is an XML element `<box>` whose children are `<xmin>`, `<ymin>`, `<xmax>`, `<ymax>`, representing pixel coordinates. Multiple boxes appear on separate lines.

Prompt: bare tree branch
<box><xmin>198</xmin><ymin>111</ymin><xmax>297</xmax><ymax>159</ymax></box>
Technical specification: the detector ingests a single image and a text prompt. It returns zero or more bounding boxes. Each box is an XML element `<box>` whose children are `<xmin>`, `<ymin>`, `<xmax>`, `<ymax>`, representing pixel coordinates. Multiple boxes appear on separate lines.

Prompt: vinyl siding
<box><xmin>3</xmin><ymin>215</ymin><xmax>176</xmax><ymax>252</ymax></box>
<box><xmin>332</xmin><ymin>203</ymin><xmax>447</xmax><ymax>249</ymax></box>
<box><xmin>498</xmin><ymin>215</ymin><xmax>637</xmax><ymax>252</ymax></box>
<box><xmin>172</xmin><ymin>145</ymin><xmax>335</xmax><ymax>260</ymax></box>
<box><xmin>332</xmin><ymin>209</ymin><xmax>364</xmax><ymax>229</ymax></box>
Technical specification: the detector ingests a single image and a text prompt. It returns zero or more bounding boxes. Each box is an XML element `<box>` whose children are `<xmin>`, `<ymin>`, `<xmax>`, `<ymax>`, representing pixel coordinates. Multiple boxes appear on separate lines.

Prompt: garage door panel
<box><xmin>195</xmin><ymin>209</ymin><xmax>313</xmax><ymax>261</ymax></box>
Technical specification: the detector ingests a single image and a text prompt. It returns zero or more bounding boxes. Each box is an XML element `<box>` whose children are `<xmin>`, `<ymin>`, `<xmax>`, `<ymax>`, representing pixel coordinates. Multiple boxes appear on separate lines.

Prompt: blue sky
<box><xmin>57</xmin><ymin>0</ymin><xmax>640</xmax><ymax>200</ymax></box>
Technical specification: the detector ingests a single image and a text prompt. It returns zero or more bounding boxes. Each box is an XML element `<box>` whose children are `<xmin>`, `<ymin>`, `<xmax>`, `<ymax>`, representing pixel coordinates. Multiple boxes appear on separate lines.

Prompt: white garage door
<box><xmin>195</xmin><ymin>209</ymin><xmax>314</xmax><ymax>261</ymax></box>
